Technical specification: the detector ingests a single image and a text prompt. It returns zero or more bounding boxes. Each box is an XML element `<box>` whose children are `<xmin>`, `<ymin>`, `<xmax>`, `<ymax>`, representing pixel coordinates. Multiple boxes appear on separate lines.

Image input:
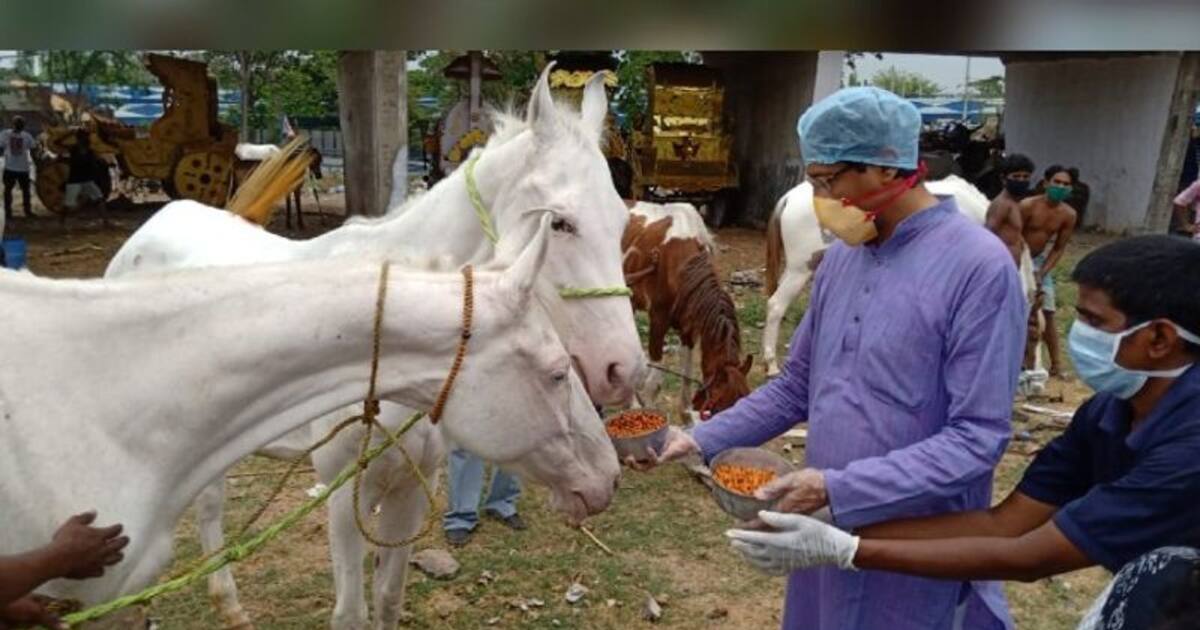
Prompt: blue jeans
<box><xmin>442</xmin><ymin>448</ymin><xmax>521</xmax><ymax>532</ymax></box>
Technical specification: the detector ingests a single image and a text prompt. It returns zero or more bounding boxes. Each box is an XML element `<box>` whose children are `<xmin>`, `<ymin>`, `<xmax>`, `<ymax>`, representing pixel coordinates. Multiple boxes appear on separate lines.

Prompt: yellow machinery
<box><xmin>629</xmin><ymin>62</ymin><xmax>738</xmax><ymax>215</ymax></box>
<box><xmin>35</xmin><ymin>54</ymin><xmax>237</xmax><ymax>213</ymax></box>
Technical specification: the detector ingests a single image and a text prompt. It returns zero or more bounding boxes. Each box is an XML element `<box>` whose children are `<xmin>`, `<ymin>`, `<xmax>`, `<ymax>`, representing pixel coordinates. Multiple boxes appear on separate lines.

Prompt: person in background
<box><xmin>985</xmin><ymin>153</ymin><xmax>1035</xmax><ymax>266</ymax></box>
<box><xmin>0</xmin><ymin>116</ymin><xmax>37</xmax><ymax>222</ymax></box>
<box><xmin>442</xmin><ymin>450</ymin><xmax>525</xmax><ymax>547</ymax></box>
<box><xmin>1173</xmin><ymin>176</ymin><xmax>1200</xmax><ymax>241</ymax></box>
<box><xmin>722</xmin><ymin>236</ymin><xmax>1200</xmax><ymax>630</ymax></box>
<box><xmin>63</xmin><ymin>130</ymin><xmax>109</xmax><ymax>227</ymax></box>
<box><xmin>0</xmin><ymin>511</ymin><xmax>128</xmax><ymax>630</ymax></box>
<box><xmin>1021</xmin><ymin>165</ymin><xmax>1079</xmax><ymax>377</ymax></box>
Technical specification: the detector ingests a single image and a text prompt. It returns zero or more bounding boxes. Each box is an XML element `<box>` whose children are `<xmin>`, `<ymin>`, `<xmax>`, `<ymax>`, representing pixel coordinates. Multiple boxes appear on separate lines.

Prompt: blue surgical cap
<box><xmin>797</xmin><ymin>86</ymin><xmax>920</xmax><ymax>170</ymax></box>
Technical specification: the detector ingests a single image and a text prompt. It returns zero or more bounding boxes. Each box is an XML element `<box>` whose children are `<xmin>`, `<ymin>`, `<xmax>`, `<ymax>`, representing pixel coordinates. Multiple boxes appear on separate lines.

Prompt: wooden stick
<box><xmin>227</xmin><ymin>468</ymin><xmax>315</xmax><ymax>479</ymax></box>
<box><xmin>579</xmin><ymin>525</ymin><xmax>615</xmax><ymax>556</ymax></box>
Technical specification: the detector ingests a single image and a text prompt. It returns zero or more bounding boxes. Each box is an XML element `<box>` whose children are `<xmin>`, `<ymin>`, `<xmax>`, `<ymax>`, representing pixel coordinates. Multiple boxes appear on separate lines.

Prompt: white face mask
<box><xmin>1068</xmin><ymin>319</ymin><xmax>1200</xmax><ymax>399</ymax></box>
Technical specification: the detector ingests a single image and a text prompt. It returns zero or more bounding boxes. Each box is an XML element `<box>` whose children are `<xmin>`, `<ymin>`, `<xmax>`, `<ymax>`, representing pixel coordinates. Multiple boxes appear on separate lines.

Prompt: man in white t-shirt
<box><xmin>0</xmin><ymin>117</ymin><xmax>37</xmax><ymax>221</ymax></box>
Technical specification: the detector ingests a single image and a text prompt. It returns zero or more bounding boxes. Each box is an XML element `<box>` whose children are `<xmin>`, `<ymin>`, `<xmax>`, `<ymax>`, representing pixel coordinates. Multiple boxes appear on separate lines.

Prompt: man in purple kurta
<box><xmin>645</xmin><ymin>87</ymin><xmax>1026</xmax><ymax>629</ymax></box>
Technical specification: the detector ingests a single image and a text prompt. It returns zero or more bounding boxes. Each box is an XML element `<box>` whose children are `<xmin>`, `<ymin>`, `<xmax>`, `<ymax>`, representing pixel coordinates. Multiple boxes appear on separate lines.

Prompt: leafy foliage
<box><xmin>868</xmin><ymin>66</ymin><xmax>942</xmax><ymax>97</ymax></box>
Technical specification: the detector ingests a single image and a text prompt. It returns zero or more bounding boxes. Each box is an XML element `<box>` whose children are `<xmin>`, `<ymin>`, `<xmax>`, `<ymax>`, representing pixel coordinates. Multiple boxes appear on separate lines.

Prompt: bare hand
<box><xmin>0</xmin><ymin>595</ymin><xmax>65</xmax><ymax>630</ymax></box>
<box><xmin>754</xmin><ymin>468</ymin><xmax>828</xmax><ymax>515</ymax></box>
<box><xmin>49</xmin><ymin>511</ymin><xmax>129</xmax><ymax>580</ymax></box>
<box><xmin>623</xmin><ymin>426</ymin><xmax>700</xmax><ymax>472</ymax></box>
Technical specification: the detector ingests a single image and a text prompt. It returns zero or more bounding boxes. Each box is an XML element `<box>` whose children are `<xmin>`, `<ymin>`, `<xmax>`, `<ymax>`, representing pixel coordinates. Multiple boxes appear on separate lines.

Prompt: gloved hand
<box><xmin>725</xmin><ymin>510</ymin><xmax>859</xmax><ymax>576</ymax></box>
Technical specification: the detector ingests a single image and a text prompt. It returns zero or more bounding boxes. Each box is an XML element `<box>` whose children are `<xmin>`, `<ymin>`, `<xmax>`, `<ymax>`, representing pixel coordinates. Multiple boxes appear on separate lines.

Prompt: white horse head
<box><xmin>393</xmin><ymin>214</ymin><xmax>620</xmax><ymax>523</ymax></box>
<box><xmin>452</xmin><ymin>66</ymin><xmax>643</xmax><ymax>404</ymax></box>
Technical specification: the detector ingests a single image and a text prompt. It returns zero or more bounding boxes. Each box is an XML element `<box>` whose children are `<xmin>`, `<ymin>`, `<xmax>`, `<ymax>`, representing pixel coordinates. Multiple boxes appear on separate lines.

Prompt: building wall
<box><xmin>1004</xmin><ymin>54</ymin><xmax>1181</xmax><ymax>231</ymax></box>
<box><xmin>703</xmin><ymin>52</ymin><xmax>821</xmax><ymax>227</ymax></box>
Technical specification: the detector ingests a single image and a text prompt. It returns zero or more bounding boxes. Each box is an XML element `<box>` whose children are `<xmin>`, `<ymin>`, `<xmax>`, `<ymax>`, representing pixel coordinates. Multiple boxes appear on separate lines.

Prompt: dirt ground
<box><xmin>12</xmin><ymin>200</ymin><xmax>1114</xmax><ymax>628</ymax></box>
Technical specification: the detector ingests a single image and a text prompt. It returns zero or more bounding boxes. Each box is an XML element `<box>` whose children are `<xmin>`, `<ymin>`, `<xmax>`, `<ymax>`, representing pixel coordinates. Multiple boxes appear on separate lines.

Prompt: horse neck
<box><xmin>673</xmin><ymin>255</ymin><xmax>742</xmax><ymax>380</ymax></box>
<box><xmin>5</xmin><ymin>263</ymin><xmax>463</xmax><ymax>520</ymax></box>
<box><xmin>310</xmin><ymin>139</ymin><xmax>532</xmax><ymax>265</ymax></box>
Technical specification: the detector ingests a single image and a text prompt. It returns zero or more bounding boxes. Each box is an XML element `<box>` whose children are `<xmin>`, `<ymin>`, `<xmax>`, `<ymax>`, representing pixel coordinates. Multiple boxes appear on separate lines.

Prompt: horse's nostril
<box><xmin>606</xmin><ymin>362</ymin><xmax>623</xmax><ymax>386</ymax></box>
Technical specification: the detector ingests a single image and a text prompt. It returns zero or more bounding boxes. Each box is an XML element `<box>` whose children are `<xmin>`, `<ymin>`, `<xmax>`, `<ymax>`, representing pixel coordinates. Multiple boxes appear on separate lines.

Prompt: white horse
<box><xmin>0</xmin><ymin>218</ymin><xmax>619</xmax><ymax>606</ymax></box>
<box><xmin>762</xmin><ymin>175</ymin><xmax>1036</xmax><ymax>377</ymax></box>
<box><xmin>106</xmin><ymin>67</ymin><xmax>639</xmax><ymax>629</ymax></box>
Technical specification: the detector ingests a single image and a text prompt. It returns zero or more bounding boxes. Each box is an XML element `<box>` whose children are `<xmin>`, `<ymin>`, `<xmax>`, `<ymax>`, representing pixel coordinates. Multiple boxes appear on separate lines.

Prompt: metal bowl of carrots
<box><xmin>708</xmin><ymin>447</ymin><xmax>795</xmax><ymax>521</ymax></box>
<box><xmin>605</xmin><ymin>409</ymin><xmax>670</xmax><ymax>461</ymax></box>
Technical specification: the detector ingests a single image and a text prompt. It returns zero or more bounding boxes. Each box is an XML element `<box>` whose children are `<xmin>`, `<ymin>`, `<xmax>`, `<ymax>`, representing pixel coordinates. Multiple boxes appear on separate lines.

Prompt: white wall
<box><xmin>1004</xmin><ymin>54</ymin><xmax>1180</xmax><ymax>231</ymax></box>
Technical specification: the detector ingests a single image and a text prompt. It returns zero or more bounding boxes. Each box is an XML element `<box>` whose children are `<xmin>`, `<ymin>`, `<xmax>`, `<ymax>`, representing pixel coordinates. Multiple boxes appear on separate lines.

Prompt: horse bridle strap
<box><xmin>463</xmin><ymin>152</ymin><xmax>631</xmax><ymax>300</ymax></box>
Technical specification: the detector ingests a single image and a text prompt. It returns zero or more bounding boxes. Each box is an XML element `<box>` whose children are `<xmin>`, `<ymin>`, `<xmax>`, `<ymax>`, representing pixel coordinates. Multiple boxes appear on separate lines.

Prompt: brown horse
<box><xmin>623</xmin><ymin>201</ymin><xmax>752</xmax><ymax>416</ymax></box>
<box><xmin>231</xmin><ymin>144</ymin><xmax>323</xmax><ymax>230</ymax></box>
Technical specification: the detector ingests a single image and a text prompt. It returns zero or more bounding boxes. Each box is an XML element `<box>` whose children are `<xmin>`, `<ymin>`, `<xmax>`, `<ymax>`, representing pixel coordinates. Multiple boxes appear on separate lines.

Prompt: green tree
<box><xmin>868</xmin><ymin>66</ymin><xmax>941</xmax><ymax>97</ymax></box>
<box><xmin>16</xmin><ymin>51</ymin><xmax>153</xmax><ymax>121</ymax></box>
<box><xmin>613</xmin><ymin>50</ymin><xmax>694</xmax><ymax>131</ymax></box>
<box><xmin>203</xmin><ymin>51</ymin><xmax>287</xmax><ymax>138</ymax></box>
<box><xmin>968</xmin><ymin>74</ymin><xmax>1004</xmax><ymax>99</ymax></box>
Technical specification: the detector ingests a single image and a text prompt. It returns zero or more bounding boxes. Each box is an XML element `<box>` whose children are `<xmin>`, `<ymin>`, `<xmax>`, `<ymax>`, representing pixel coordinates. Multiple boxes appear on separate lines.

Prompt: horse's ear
<box><xmin>499</xmin><ymin>213</ymin><xmax>553</xmax><ymax>305</ymax></box>
<box><xmin>740</xmin><ymin>353</ymin><xmax>754</xmax><ymax>375</ymax></box>
<box><xmin>526</xmin><ymin>62</ymin><xmax>559</xmax><ymax>145</ymax></box>
<box><xmin>579</xmin><ymin>71</ymin><xmax>608</xmax><ymax>143</ymax></box>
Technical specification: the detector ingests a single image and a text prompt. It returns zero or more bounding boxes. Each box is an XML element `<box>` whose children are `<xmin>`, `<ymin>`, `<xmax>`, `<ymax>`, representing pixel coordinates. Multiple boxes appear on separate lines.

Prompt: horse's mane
<box><xmin>671</xmin><ymin>252</ymin><xmax>741</xmax><ymax>364</ymax></box>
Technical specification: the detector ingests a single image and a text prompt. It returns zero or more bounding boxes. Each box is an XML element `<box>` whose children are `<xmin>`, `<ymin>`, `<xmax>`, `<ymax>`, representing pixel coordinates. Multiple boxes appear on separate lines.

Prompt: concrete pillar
<box><xmin>703</xmin><ymin>51</ymin><xmax>820</xmax><ymax>227</ymax></box>
<box><xmin>813</xmin><ymin>51</ymin><xmax>845</xmax><ymax>103</ymax></box>
<box><xmin>1145</xmin><ymin>52</ymin><xmax>1200</xmax><ymax>233</ymax></box>
<box><xmin>336</xmin><ymin>50</ymin><xmax>408</xmax><ymax>217</ymax></box>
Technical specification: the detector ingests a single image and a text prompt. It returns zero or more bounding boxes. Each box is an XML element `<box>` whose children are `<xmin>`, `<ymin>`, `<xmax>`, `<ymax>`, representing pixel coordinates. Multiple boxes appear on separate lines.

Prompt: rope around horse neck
<box><xmin>351</xmin><ymin>264</ymin><xmax>474</xmax><ymax>548</ymax></box>
<box><xmin>463</xmin><ymin>152</ymin><xmax>631</xmax><ymax>300</ymax></box>
<box><xmin>464</xmin><ymin>153</ymin><xmax>500</xmax><ymax>246</ymax></box>
<box><xmin>60</xmin><ymin>261</ymin><xmax>458</xmax><ymax>627</ymax></box>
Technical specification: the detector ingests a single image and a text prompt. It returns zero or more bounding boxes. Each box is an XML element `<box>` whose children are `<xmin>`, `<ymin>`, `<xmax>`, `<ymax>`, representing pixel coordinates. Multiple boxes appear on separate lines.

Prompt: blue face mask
<box><xmin>1068</xmin><ymin>320</ymin><xmax>1200</xmax><ymax>399</ymax></box>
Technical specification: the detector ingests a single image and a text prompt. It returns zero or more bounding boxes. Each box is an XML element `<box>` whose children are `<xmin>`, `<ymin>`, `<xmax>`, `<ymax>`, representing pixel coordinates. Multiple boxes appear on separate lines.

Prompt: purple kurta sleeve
<box><xmin>822</xmin><ymin>263</ymin><xmax>1024</xmax><ymax>530</ymax></box>
<box><xmin>690</xmin><ymin>273</ymin><xmax>825</xmax><ymax>461</ymax></box>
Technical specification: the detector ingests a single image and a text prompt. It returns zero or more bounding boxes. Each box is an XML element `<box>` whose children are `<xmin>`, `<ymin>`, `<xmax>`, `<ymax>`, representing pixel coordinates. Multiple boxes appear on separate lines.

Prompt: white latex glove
<box><xmin>725</xmin><ymin>510</ymin><xmax>859</xmax><ymax>576</ymax></box>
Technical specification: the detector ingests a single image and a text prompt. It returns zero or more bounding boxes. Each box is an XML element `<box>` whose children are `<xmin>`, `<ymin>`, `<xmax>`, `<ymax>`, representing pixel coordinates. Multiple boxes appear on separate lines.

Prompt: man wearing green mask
<box><xmin>1021</xmin><ymin>165</ymin><xmax>1078</xmax><ymax>377</ymax></box>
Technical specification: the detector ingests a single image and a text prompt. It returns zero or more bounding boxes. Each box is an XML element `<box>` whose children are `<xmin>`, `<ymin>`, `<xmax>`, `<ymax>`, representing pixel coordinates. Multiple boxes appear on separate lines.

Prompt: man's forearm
<box><xmin>0</xmin><ymin>548</ymin><xmax>62</xmax><ymax>605</ymax></box>
<box><xmin>853</xmin><ymin>520</ymin><xmax>1090</xmax><ymax>582</ymax></box>
<box><xmin>856</xmin><ymin>492</ymin><xmax>1056</xmax><ymax>542</ymax></box>
<box><xmin>854</xmin><ymin>536</ymin><xmax>1049</xmax><ymax>581</ymax></box>
<box><xmin>856</xmin><ymin>509</ymin><xmax>1006</xmax><ymax>540</ymax></box>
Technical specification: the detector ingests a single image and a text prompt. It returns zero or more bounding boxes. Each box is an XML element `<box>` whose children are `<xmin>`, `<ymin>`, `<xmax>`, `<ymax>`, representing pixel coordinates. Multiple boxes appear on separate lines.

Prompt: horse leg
<box><xmin>638</xmin><ymin>313</ymin><xmax>670</xmax><ymax>405</ymax></box>
<box><xmin>325</xmin><ymin>471</ymin><xmax>379</xmax><ymax>630</ymax></box>
<box><xmin>764</xmin><ymin>269</ymin><xmax>810</xmax><ymax>377</ymax></box>
<box><xmin>195</xmin><ymin>480</ymin><xmax>253</xmax><ymax>630</ymax></box>
<box><xmin>371</xmin><ymin>432</ymin><xmax>444</xmax><ymax>629</ymax></box>
<box><xmin>678</xmin><ymin>343</ymin><xmax>693</xmax><ymax>413</ymax></box>
<box><xmin>295</xmin><ymin>188</ymin><xmax>305</xmax><ymax>230</ymax></box>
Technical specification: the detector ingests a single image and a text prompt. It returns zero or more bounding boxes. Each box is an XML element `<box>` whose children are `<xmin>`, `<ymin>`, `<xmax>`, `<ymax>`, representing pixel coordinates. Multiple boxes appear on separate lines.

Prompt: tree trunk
<box><xmin>238</xmin><ymin>51</ymin><xmax>250</xmax><ymax>140</ymax></box>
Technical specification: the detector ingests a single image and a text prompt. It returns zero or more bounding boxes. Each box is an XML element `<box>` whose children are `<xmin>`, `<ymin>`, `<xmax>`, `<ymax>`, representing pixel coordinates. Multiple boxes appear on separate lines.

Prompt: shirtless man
<box><xmin>985</xmin><ymin>153</ymin><xmax>1035</xmax><ymax>264</ymax></box>
<box><xmin>1020</xmin><ymin>164</ymin><xmax>1078</xmax><ymax>376</ymax></box>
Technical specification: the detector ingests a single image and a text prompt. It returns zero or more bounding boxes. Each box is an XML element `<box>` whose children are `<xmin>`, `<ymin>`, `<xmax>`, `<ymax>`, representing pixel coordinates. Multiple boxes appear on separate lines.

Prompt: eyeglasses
<box><xmin>806</xmin><ymin>165</ymin><xmax>852</xmax><ymax>191</ymax></box>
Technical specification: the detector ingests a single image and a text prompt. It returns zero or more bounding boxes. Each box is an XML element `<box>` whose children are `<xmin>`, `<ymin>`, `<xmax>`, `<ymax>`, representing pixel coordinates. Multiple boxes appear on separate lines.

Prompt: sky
<box><xmin>848</xmin><ymin>53</ymin><xmax>1005</xmax><ymax>95</ymax></box>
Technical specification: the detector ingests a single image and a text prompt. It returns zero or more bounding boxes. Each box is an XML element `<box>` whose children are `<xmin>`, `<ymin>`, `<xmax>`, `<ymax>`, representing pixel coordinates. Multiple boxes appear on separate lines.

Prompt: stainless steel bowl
<box><xmin>708</xmin><ymin>447</ymin><xmax>795</xmax><ymax>521</ymax></box>
<box><xmin>605</xmin><ymin>409</ymin><xmax>669</xmax><ymax>461</ymax></box>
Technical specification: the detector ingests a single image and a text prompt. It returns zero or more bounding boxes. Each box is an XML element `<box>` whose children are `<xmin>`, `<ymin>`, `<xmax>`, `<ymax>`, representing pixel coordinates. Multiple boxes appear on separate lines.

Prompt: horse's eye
<box><xmin>551</xmin><ymin>217</ymin><xmax>576</xmax><ymax>234</ymax></box>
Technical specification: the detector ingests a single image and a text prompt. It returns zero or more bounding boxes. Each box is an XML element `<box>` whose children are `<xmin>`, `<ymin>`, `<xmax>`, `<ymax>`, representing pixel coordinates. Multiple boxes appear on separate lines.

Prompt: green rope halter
<box><xmin>463</xmin><ymin>152</ymin><xmax>631</xmax><ymax>300</ymax></box>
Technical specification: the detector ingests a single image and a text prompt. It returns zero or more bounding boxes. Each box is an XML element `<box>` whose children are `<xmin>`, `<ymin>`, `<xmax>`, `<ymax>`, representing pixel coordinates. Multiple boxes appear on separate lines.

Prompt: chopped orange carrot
<box><xmin>713</xmin><ymin>464</ymin><xmax>776</xmax><ymax>496</ymax></box>
<box><xmin>606</xmin><ymin>410</ymin><xmax>667</xmax><ymax>438</ymax></box>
